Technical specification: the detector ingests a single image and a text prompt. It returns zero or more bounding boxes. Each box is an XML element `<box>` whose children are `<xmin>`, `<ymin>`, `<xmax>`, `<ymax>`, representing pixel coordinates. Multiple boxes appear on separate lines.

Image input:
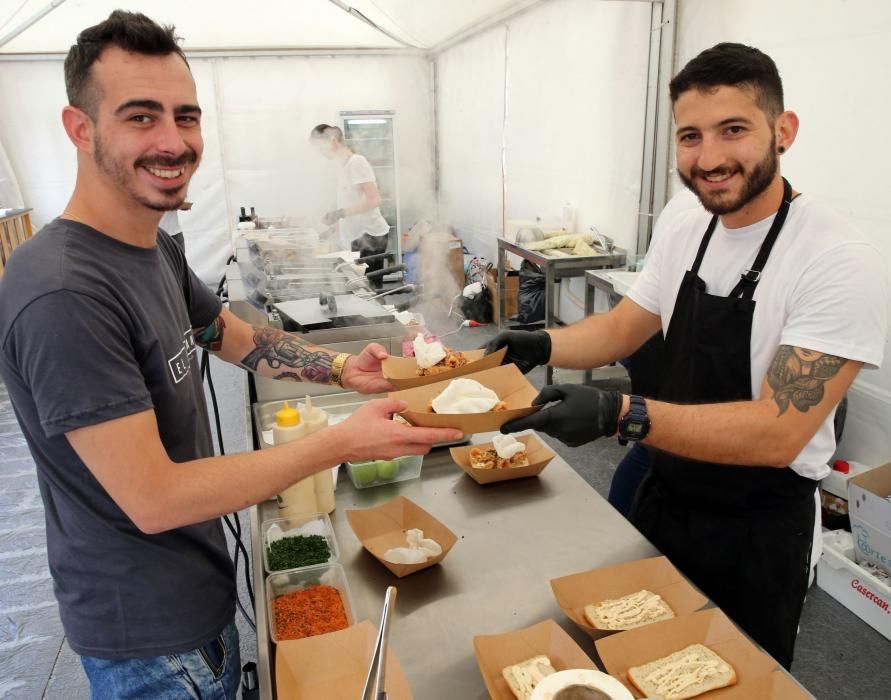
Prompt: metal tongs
<box><xmin>361</xmin><ymin>586</ymin><xmax>397</xmax><ymax>700</ymax></box>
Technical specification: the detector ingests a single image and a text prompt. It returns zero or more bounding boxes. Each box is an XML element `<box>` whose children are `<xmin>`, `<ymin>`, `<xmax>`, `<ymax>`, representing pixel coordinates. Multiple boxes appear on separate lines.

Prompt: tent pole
<box><xmin>636</xmin><ymin>0</ymin><xmax>676</xmax><ymax>256</ymax></box>
<box><xmin>0</xmin><ymin>0</ymin><xmax>69</xmax><ymax>50</ymax></box>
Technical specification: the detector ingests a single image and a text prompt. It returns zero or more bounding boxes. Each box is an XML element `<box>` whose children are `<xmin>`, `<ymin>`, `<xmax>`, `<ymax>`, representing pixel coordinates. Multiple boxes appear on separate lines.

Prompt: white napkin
<box><xmin>492</xmin><ymin>434</ymin><xmax>525</xmax><ymax>459</ymax></box>
<box><xmin>413</xmin><ymin>334</ymin><xmax>446</xmax><ymax>369</ymax></box>
<box><xmin>431</xmin><ymin>378</ymin><xmax>500</xmax><ymax>414</ymax></box>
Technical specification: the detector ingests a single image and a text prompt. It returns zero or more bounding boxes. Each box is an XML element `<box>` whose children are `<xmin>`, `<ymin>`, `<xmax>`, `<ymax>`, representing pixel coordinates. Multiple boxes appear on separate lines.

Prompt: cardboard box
<box><xmin>473</xmin><ymin>618</ymin><xmax>598</xmax><ymax>700</ymax></box>
<box><xmin>487</xmin><ymin>267</ymin><xmax>520</xmax><ymax>325</ymax></box>
<box><xmin>419</xmin><ymin>232</ymin><xmax>465</xmax><ymax>298</ymax></box>
<box><xmin>388</xmin><ymin>363</ymin><xmax>539</xmax><ymax>434</ymax></box>
<box><xmin>276</xmin><ymin>620</ymin><xmax>413</xmax><ymax>699</ymax></box>
<box><xmin>449</xmin><ymin>433</ymin><xmax>556</xmax><ymax>485</ymax></box>
<box><xmin>382</xmin><ymin>347</ymin><xmax>507</xmax><ymax>390</ymax></box>
<box><xmin>550</xmin><ymin>556</ymin><xmax>709</xmax><ymax>641</ymax></box>
<box><xmin>596</xmin><ymin>608</ymin><xmax>778</xmax><ymax>699</ymax></box>
<box><xmin>849</xmin><ymin>462</ymin><xmax>891</xmax><ymax>573</ymax></box>
<box><xmin>345</xmin><ymin>496</ymin><xmax>458</xmax><ymax>578</ymax></box>
<box><xmin>817</xmin><ymin>529</ymin><xmax>891</xmax><ymax>641</ymax></box>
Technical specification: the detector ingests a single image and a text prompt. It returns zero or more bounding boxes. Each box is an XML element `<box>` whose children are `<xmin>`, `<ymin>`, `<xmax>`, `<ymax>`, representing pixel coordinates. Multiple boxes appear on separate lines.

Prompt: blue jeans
<box><xmin>608</xmin><ymin>442</ymin><xmax>651</xmax><ymax>518</ymax></box>
<box><xmin>81</xmin><ymin>621</ymin><xmax>240</xmax><ymax>700</ymax></box>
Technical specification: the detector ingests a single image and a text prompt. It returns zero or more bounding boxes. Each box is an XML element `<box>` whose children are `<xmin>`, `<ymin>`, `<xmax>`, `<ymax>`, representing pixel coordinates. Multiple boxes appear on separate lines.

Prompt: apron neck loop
<box><xmin>689</xmin><ymin>178</ymin><xmax>795</xmax><ymax>299</ymax></box>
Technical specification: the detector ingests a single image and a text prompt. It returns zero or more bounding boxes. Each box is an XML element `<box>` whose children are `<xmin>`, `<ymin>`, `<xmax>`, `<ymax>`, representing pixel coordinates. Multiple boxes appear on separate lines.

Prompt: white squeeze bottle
<box><xmin>303</xmin><ymin>396</ymin><xmax>336</xmax><ymax>514</ymax></box>
<box><xmin>273</xmin><ymin>401</ymin><xmax>318</xmax><ymax>517</ymax></box>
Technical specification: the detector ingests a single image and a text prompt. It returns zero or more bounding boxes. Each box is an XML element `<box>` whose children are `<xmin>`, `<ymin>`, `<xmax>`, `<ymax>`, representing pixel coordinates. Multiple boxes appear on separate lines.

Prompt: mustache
<box><xmin>135</xmin><ymin>151</ymin><xmax>198</xmax><ymax>169</ymax></box>
<box><xmin>690</xmin><ymin>165</ymin><xmax>740</xmax><ymax>179</ymax></box>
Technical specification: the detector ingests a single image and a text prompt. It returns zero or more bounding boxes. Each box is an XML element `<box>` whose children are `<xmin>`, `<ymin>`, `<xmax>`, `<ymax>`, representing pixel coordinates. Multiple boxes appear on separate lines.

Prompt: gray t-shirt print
<box><xmin>0</xmin><ymin>219</ymin><xmax>234</xmax><ymax>659</ymax></box>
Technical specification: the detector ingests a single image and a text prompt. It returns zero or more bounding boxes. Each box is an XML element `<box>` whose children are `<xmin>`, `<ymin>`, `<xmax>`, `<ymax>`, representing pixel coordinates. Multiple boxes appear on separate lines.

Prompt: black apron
<box><xmin>631</xmin><ymin>179</ymin><xmax>816</xmax><ymax>670</ymax></box>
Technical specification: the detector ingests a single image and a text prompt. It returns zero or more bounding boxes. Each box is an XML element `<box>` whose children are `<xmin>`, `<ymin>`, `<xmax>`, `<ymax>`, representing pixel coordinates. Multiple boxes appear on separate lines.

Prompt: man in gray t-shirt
<box><xmin>0</xmin><ymin>11</ymin><xmax>460</xmax><ymax>699</ymax></box>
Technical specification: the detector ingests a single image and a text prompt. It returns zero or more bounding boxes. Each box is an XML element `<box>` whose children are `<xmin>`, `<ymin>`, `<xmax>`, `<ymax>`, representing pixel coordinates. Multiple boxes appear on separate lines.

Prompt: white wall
<box><xmin>436</xmin><ymin>0</ymin><xmax>653</xmax><ymax>322</ymax></box>
<box><xmin>675</xmin><ymin>0</ymin><xmax>891</xmax><ymax>465</ymax></box>
<box><xmin>0</xmin><ymin>53</ymin><xmax>434</xmax><ymax>285</ymax></box>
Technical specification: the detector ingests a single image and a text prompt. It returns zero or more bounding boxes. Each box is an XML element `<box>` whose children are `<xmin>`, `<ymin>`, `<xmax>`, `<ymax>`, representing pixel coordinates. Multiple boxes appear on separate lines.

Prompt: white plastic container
<box><xmin>266</xmin><ymin>562</ymin><xmax>356</xmax><ymax>644</ymax></box>
<box><xmin>822</xmin><ymin>459</ymin><xmax>872</xmax><ymax>500</ymax></box>
<box><xmin>345</xmin><ymin>455</ymin><xmax>423</xmax><ymax>489</ymax></box>
<box><xmin>261</xmin><ymin>513</ymin><xmax>339</xmax><ymax>574</ymax></box>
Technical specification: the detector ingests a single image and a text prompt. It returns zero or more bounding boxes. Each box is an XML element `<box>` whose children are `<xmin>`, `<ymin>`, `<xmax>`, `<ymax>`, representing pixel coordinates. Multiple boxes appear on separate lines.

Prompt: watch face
<box><xmin>625</xmin><ymin>422</ymin><xmax>645</xmax><ymax>436</ymax></box>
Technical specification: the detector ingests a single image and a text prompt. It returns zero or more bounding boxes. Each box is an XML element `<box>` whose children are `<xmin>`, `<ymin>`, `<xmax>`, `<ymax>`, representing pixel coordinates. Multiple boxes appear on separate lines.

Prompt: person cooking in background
<box><xmin>310</xmin><ymin>123</ymin><xmax>391</xmax><ymax>288</ymax></box>
<box><xmin>487</xmin><ymin>43</ymin><xmax>887</xmax><ymax>669</ymax></box>
<box><xmin>0</xmin><ymin>12</ymin><xmax>462</xmax><ymax>699</ymax></box>
<box><xmin>159</xmin><ymin>198</ymin><xmax>191</xmax><ymax>249</ymax></box>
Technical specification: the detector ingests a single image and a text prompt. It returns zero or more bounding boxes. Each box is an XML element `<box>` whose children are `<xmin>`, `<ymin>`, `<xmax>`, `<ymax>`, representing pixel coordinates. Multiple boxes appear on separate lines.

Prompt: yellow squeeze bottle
<box><xmin>273</xmin><ymin>401</ymin><xmax>318</xmax><ymax>517</ymax></box>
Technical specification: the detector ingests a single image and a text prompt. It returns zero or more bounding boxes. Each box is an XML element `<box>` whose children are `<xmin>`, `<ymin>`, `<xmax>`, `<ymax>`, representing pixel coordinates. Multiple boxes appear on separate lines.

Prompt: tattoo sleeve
<box><xmin>240</xmin><ymin>326</ymin><xmax>336</xmax><ymax>383</ymax></box>
<box><xmin>194</xmin><ymin>315</ymin><xmax>226</xmax><ymax>352</ymax></box>
<box><xmin>767</xmin><ymin>345</ymin><xmax>847</xmax><ymax>415</ymax></box>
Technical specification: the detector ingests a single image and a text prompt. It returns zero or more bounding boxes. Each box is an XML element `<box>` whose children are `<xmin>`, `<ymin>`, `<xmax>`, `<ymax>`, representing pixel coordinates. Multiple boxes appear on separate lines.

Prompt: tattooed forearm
<box><xmin>194</xmin><ymin>315</ymin><xmax>226</xmax><ymax>352</ymax></box>
<box><xmin>767</xmin><ymin>345</ymin><xmax>847</xmax><ymax>415</ymax></box>
<box><xmin>240</xmin><ymin>327</ymin><xmax>336</xmax><ymax>383</ymax></box>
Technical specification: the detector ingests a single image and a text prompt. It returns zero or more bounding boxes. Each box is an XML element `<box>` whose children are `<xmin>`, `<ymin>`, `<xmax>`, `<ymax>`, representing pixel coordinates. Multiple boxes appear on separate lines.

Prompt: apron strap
<box><xmin>690</xmin><ymin>215</ymin><xmax>720</xmax><ymax>276</ymax></box>
<box><xmin>729</xmin><ymin>178</ymin><xmax>794</xmax><ymax>300</ymax></box>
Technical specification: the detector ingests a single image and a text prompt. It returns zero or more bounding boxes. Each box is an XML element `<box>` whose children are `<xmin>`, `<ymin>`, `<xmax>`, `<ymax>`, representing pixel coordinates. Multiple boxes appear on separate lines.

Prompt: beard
<box><xmin>679</xmin><ymin>137</ymin><xmax>778</xmax><ymax>216</ymax></box>
<box><xmin>94</xmin><ymin>136</ymin><xmax>198</xmax><ymax>212</ymax></box>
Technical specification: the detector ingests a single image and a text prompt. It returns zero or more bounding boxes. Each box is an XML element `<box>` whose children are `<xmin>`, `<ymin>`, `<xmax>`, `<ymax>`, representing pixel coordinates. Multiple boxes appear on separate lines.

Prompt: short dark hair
<box><xmin>310</xmin><ymin>123</ymin><xmax>344</xmax><ymax>143</ymax></box>
<box><xmin>669</xmin><ymin>43</ymin><xmax>784</xmax><ymax>122</ymax></box>
<box><xmin>64</xmin><ymin>10</ymin><xmax>188</xmax><ymax>118</ymax></box>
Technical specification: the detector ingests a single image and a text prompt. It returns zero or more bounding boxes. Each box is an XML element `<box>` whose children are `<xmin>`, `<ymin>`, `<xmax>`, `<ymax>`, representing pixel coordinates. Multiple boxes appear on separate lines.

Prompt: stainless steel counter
<box><xmin>252</xmin><ymin>433</ymin><xmax>659</xmax><ymax>699</ymax></box>
<box><xmin>496</xmin><ymin>239</ymin><xmax>626</xmax><ymax>385</ymax></box>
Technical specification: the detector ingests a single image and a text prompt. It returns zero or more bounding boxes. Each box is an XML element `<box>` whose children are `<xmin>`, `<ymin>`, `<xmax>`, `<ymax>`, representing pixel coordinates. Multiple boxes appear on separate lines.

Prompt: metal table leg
<box><xmin>545</xmin><ymin>263</ymin><xmax>556</xmax><ymax>385</ymax></box>
<box><xmin>497</xmin><ymin>247</ymin><xmax>506</xmax><ymax>329</ymax></box>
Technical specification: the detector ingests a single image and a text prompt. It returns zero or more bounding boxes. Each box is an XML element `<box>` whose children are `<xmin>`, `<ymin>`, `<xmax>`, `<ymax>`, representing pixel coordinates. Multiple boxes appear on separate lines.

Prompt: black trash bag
<box><xmin>461</xmin><ymin>290</ymin><xmax>493</xmax><ymax>323</ymax></box>
<box><xmin>517</xmin><ymin>260</ymin><xmax>546</xmax><ymax>323</ymax></box>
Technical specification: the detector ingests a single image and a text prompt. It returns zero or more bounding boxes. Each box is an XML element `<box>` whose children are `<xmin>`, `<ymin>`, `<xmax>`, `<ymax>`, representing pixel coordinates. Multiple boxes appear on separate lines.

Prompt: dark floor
<box><xmin>2</xmin><ymin>311</ymin><xmax>890</xmax><ymax>699</ymax></box>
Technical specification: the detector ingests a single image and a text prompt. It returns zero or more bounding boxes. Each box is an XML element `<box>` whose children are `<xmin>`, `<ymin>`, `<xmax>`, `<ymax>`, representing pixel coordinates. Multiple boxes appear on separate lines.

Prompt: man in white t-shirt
<box><xmin>310</xmin><ymin>124</ymin><xmax>391</xmax><ymax>287</ymax></box>
<box><xmin>487</xmin><ymin>43</ymin><xmax>887</xmax><ymax>669</ymax></box>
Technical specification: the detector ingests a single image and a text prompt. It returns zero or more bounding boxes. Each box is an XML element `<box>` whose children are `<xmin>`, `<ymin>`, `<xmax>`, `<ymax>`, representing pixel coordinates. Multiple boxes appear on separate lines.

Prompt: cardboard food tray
<box><xmin>276</xmin><ymin>620</ymin><xmax>413</xmax><ymax>699</ymax></box>
<box><xmin>550</xmin><ymin>556</ymin><xmax>709</xmax><ymax>640</ymax></box>
<box><xmin>345</xmin><ymin>496</ymin><xmax>458</xmax><ymax>578</ymax></box>
<box><xmin>383</xmin><ymin>347</ymin><xmax>507</xmax><ymax>389</ymax></box>
<box><xmin>389</xmin><ymin>363</ymin><xmax>539</xmax><ymax>434</ymax></box>
<box><xmin>721</xmin><ymin>670</ymin><xmax>811</xmax><ymax>699</ymax></box>
<box><xmin>450</xmin><ymin>433</ymin><xmax>556</xmax><ymax>484</ymax></box>
<box><xmin>595</xmin><ymin>608</ymin><xmax>779</xmax><ymax>699</ymax></box>
<box><xmin>474</xmin><ymin>618</ymin><xmax>597</xmax><ymax>700</ymax></box>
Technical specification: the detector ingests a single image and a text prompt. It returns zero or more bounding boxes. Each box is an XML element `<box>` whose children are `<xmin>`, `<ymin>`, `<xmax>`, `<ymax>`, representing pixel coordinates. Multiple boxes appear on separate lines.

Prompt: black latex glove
<box><xmin>501</xmin><ymin>384</ymin><xmax>623</xmax><ymax>447</ymax></box>
<box><xmin>483</xmin><ymin>330</ymin><xmax>552</xmax><ymax>374</ymax></box>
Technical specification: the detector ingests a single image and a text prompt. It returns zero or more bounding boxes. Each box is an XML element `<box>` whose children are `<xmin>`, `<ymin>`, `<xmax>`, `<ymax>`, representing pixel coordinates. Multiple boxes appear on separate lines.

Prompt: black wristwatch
<box><xmin>618</xmin><ymin>395</ymin><xmax>650</xmax><ymax>446</ymax></box>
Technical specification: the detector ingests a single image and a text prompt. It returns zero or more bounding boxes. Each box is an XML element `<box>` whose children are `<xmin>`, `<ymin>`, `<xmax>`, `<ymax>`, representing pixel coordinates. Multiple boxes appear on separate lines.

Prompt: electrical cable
<box><xmin>199</xmin><ymin>257</ymin><xmax>257</xmax><ymax>631</ymax></box>
<box><xmin>200</xmin><ymin>348</ymin><xmax>256</xmax><ymax>631</ymax></box>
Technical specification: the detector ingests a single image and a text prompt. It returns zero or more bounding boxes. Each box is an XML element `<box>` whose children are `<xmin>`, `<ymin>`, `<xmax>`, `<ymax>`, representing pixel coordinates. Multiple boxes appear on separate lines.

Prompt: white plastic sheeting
<box><xmin>0</xmin><ymin>52</ymin><xmax>433</xmax><ymax>284</ymax></box>
<box><xmin>0</xmin><ymin>0</ymin><xmax>523</xmax><ymax>53</ymax></box>
<box><xmin>676</xmin><ymin>0</ymin><xmax>891</xmax><ymax>468</ymax></box>
<box><xmin>437</xmin><ymin>0</ymin><xmax>652</xmax><ymax>322</ymax></box>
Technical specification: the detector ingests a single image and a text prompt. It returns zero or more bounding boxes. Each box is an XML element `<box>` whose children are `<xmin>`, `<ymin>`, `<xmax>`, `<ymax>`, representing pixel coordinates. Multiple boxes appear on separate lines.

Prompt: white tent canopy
<box><xmin>0</xmin><ymin>0</ymin><xmax>531</xmax><ymax>53</ymax></box>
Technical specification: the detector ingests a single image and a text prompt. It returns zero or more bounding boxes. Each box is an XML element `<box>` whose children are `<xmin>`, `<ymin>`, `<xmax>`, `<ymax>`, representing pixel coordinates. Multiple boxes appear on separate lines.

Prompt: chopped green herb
<box><xmin>267</xmin><ymin>534</ymin><xmax>331</xmax><ymax>571</ymax></box>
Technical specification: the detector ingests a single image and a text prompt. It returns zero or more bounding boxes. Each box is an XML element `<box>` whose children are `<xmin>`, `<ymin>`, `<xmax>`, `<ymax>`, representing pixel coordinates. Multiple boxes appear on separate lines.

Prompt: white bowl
<box><xmin>531</xmin><ymin>669</ymin><xmax>634</xmax><ymax>700</ymax></box>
